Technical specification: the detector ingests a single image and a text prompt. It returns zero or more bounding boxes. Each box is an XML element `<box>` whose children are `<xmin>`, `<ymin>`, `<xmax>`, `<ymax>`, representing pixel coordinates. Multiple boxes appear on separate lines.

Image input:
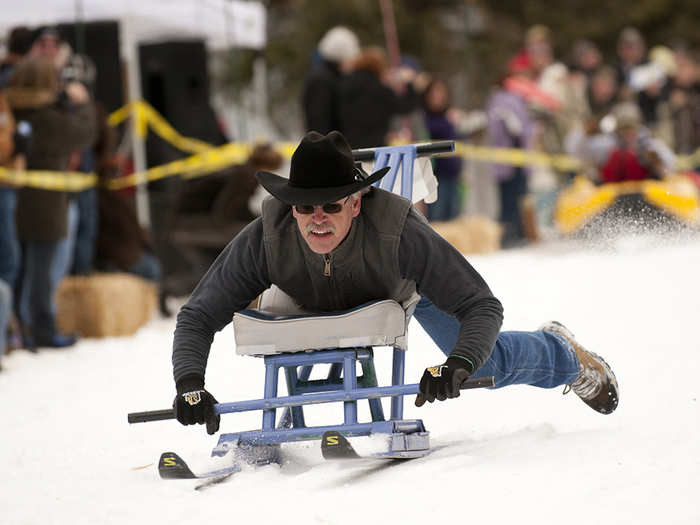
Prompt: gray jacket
<box><xmin>173</xmin><ymin>188</ymin><xmax>503</xmax><ymax>384</ymax></box>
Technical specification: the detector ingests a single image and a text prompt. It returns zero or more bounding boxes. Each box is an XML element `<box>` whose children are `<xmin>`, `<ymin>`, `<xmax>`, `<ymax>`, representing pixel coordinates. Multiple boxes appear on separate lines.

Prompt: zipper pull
<box><xmin>324</xmin><ymin>254</ymin><xmax>331</xmax><ymax>277</ymax></box>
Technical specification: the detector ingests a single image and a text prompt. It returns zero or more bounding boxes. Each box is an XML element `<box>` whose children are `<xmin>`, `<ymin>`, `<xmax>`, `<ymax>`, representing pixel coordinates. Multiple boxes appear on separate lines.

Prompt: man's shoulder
<box><xmin>360</xmin><ymin>188</ymin><xmax>413</xmax><ymax>235</ymax></box>
<box><xmin>261</xmin><ymin>196</ymin><xmax>295</xmax><ymax>238</ymax></box>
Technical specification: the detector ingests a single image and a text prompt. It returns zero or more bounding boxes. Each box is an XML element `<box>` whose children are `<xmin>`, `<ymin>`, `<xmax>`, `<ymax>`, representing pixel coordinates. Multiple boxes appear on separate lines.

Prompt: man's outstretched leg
<box><xmin>539</xmin><ymin>321</ymin><xmax>619</xmax><ymax>414</ymax></box>
<box><xmin>413</xmin><ymin>297</ymin><xmax>619</xmax><ymax>414</ymax></box>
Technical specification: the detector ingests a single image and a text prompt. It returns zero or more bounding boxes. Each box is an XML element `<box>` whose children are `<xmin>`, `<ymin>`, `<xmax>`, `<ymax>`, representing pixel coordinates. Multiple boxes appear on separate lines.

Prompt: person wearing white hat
<box><xmin>301</xmin><ymin>26</ymin><xmax>360</xmax><ymax>135</ymax></box>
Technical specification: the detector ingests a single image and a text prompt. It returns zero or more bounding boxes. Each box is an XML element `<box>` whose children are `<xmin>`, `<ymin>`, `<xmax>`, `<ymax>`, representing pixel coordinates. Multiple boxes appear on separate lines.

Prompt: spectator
<box><xmin>91</xmin><ymin>102</ymin><xmax>163</xmax><ymax>289</ymax></box>
<box><xmin>568</xmin><ymin>39</ymin><xmax>604</xmax><ymax>113</ymax></box>
<box><xmin>525</xmin><ymin>25</ymin><xmax>583</xmax><ymax>156</ymax></box>
<box><xmin>389</xmin><ymin>55</ymin><xmax>431</xmax><ymax>144</ymax></box>
<box><xmin>0</xmin><ymin>92</ymin><xmax>20</xmax><ymax>289</ymax></box>
<box><xmin>340</xmin><ymin>46</ymin><xmax>419</xmax><ymax>148</ymax></box>
<box><xmin>0</xmin><ymin>279</ymin><xmax>10</xmax><ymax>370</ymax></box>
<box><xmin>564</xmin><ymin>66</ymin><xmax>621</xmax><ymax>181</ymax></box>
<box><xmin>569</xmin><ymin>39</ymin><xmax>603</xmax><ymax>82</ymax></box>
<box><xmin>0</xmin><ymin>91</ymin><xmax>18</xmax><ymax>366</ymax></box>
<box><xmin>666</xmin><ymin>49</ymin><xmax>700</xmax><ymax>157</ymax></box>
<box><xmin>615</xmin><ymin>27</ymin><xmax>648</xmax><ymax>98</ymax></box>
<box><xmin>586</xmin><ymin>66</ymin><xmax>621</xmax><ymax>123</ymax></box>
<box><xmin>27</xmin><ymin>28</ymin><xmax>101</xmax><ymax>282</ymax></box>
<box><xmin>94</xmin><ymin>186</ymin><xmax>162</xmax><ymax>284</ymax></box>
<box><xmin>4</xmin><ymin>57</ymin><xmax>97</xmax><ymax>348</ymax></box>
<box><xmin>486</xmin><ymin>55</ymin><xmax>535</xmax><ymax>247</ymax></box>
<box><xmin>631</xmin><ymin>46</ymin><xmax>675</xmax><ymax>140</ymax></box>
<box><xmin>0</xmin><ymin>26</ymin><xmax>34</xmax><ymax>88</ymax></box>
<box><xmin>301</xmin><ymin>26</ymin><xmax>360</xmax><ymax>134</ymax></box>
<box><xmin>28</xmin><ymin>26</ymin><xmax>62</xmax><ymax>65</ymax></box>
<box><xmin>422</xmin><ymin>77</ymin><xmax>464</xmax><ymax>221</ymax></box>
<box><xmin>67</xmin><ymin>61</ymin><xmax>100</xmax><ymax>277</ymax></box>
<box><xmin>600</xmin><ymin>102</ymin><xmax>675</xmax><ymax>183</ymax></box>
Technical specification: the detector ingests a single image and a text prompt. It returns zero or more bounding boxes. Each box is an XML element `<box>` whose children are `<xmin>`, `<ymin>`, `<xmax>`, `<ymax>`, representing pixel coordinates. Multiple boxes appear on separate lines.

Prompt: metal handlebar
<box><xmin>351</xmin><ymin>141</ymin><xmax>455</xmax><ymax>162</ymax></box>
<box><xmin>127</xmin><ymin>375</ymin><xmax>494</xmax><ymax>424</ymax></box>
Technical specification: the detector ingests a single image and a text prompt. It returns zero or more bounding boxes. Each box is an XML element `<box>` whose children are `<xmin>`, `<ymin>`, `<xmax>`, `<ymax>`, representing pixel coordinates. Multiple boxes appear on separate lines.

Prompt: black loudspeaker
<box><xmin>138</xmin><ymin>40</ymin><xmax>227</xmax><ymax>170</ymax></box>
<box><xmin>138</xmin><ymin>40</ymin><xmax>230</xmax><ymax>296</ymax></box>
<box><xmin>57</xmin><ymin>20</ymin><xmax>124</xmax><ymax>113</ymax></box>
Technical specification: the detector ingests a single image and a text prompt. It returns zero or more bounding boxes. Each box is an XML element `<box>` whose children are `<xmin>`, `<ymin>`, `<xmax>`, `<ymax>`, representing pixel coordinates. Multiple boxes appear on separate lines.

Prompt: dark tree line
<box><xmin>215</xmin><ymin>0</ymin><xmax>700</xmax><ymax>136</ymax></box>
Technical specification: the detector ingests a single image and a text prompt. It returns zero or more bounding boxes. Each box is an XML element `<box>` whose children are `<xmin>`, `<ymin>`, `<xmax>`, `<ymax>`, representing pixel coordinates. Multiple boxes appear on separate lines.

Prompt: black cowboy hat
<box><xmin>255</xmin><ymin>131</ymin><xmax>390</xmax><ymax>205</ymax></box>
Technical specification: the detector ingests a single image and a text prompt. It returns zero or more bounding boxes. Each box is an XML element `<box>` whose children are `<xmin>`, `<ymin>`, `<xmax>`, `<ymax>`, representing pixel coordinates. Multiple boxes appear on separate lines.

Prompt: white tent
<box><xmin>0</xmin><ymin>0</ymin><xmax>267</xmax><ymax>225</ymax></box>
<box><xmin>0</xmin><ymin>0</ymin><xmax>267</xmax><ymax>53</ymax></box>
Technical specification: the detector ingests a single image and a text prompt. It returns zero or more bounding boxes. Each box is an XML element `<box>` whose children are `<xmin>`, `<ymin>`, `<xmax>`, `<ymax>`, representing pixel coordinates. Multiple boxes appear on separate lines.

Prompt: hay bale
<box><xmin>431</xmin><ymin>215</ymin><xmax>503</xmax><ymax>254</ymax></box>
<box><xmin>56</xmin><ymin>273</ymin><xmax>157</xmax><ymax>338</ymax></box>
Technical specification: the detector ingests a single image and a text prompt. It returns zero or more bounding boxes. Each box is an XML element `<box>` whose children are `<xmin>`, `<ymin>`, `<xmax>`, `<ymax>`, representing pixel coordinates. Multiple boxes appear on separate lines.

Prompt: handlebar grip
<box><xmin>352</xmin><ymin>140</ymin><xmax>455</xmax><ymax>162</ymax></box>
<box><xmin>127</xmin><ymin>408</ymin><xmax>175</xmax><ymax>423</ymax></box>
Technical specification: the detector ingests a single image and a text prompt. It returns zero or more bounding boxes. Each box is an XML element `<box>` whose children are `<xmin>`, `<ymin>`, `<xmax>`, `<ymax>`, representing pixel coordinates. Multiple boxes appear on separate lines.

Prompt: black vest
<box><xmin>261</xmin><ymin>188</ymin><xmax>416</xmax><ymax>312</ymax></box>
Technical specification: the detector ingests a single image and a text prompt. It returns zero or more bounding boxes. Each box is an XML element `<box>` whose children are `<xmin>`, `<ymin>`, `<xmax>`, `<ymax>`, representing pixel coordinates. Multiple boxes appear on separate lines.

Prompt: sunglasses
<box><xmin>294</xmin><ymin>197</ymin><xmax>350</xmax><ymax>215</ymax></box>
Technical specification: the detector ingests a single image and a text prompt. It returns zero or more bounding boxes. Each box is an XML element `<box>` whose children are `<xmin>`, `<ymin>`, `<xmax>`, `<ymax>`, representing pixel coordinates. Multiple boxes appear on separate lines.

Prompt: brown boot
<box><xmin>541</xmin><ymin>321</ymin><xmax>619</xmax><ymax>415</ymax></box>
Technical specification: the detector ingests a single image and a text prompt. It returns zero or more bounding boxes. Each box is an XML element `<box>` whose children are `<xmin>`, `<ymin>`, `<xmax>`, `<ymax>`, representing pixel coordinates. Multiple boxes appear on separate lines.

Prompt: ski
<box><xmin>321</xmin><ymin>430</ymin><xmax>361</xmax><ymax>459</ymax></box>
<box><xmin>158</xmin><ymin>452</ymin><xmax>241</xmax><ymax>482</ymax></box>
<box><xmin>321</xmin><ymin>431</ymin><xmax>431</xmax><ymax>460</ymax></box>
<box><xmin>194</xmin><ymin>472</ymin><xmax>237</xmax><ymax>491</ymax></box>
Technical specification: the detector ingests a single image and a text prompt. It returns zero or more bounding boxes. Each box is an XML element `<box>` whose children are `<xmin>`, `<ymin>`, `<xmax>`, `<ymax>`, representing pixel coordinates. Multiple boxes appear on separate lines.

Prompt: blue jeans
<box><xmin>0</xmin><ymin>188</ymin><xmax>20</xmax><ymax>287</ymax></box>
<box><xmin>413</xmin><ymin>297</ymin><xmax>579</xmax><ymax>388</ymax></box>
<box><xmin>0</xmin><ymin>279</ymin><xmax>11</xmax><ymax>357</ymax></box>
<box><xmin>72</xmin><ymin>187</ymin><xmax>98</xmax><ymax>275</ymax></box>
<box><xmin>428</xmin><ymin>176</ymin><xmax>461</xmax><ymax>222</ymax></box>
<box><xmin>51</xmin><ymin>199</ymin><xmax>79</xmax><ymax>294</ymax></box>
<box><xmin>18</xmin><ymin>240</ymin><xmax>61</xmax><ymax>343</ymax></box>
<box><xmin>498</xmin><ymin>167</ymin><xmax>528</xmax><ymax>246</ymax></box>
<box><xmin>101</xmin><ymin>252</ymin><xmax>162</xmax><ymax>282</ymax></box>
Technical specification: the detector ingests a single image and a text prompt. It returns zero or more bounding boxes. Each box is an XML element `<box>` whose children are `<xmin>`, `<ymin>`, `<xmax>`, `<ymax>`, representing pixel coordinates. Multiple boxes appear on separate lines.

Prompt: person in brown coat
<box><xmin>5</xmin><ymin>57</ymin><xmax>97</xmax><ymax>348</ymax></box>
<box><xmin>0</xmin><ymin>92</ymin><xmax>18</xmax><ymax>366</ymax></box>
<box><xmin>0</xmin><ymin>91</ymin><xmax>21</xmax><ymax>287</ymax></box>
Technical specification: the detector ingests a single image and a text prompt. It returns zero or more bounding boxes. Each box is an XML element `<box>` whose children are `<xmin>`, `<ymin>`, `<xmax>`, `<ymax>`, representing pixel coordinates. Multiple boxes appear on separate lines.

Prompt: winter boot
<box><xmin>541</xmin><ymin>321</ymin><xmax>619</xmax><ymax>414</ymax></box>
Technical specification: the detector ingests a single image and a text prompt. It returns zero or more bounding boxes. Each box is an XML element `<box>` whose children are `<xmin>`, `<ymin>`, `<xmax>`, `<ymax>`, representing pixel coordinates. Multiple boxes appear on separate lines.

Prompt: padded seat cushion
<box><xmin>233</xmin><ymin>300</ymin><xmax>408</xmax><ymax>356</ymax></box>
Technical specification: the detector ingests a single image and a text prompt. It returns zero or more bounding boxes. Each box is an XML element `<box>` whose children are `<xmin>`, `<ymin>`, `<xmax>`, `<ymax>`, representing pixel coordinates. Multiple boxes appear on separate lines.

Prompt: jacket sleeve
<box><xmin>398</xmin><ymin>208</ymin><xmax>503</xmax><ymax>371</ymax></box>
<box><xmin>302</xmin><ymin>74</ymin><xmax>337</xmax><ymax>134</ymax></box>
<box><xmin>387</xmin><ymin>82</ymin><xmax>418</xmax><ymax>115</ymax></box>
<box><xmin>0</xmin><ymin>94</ymin><xmax>15</xmax><ymax>165</ymax></box>
<box><xmin>41</xmin><ymin>102</ymin><xmax>98</xmax><ymax>155</ymax></box>
<box><xmin>172</xmin><ymin>218</ymin><xmax>271</xmax><ymax>383</ymax></box>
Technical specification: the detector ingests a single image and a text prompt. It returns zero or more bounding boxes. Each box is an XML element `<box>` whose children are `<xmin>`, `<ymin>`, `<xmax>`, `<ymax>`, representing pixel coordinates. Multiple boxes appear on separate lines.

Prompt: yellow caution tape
<box><xmin>454</xmin><ymin>143</ymin><xmax>583</xmax><ymax>172</ymax></box>
<box><xmin>5</xmin><ymin>98</ymin><xmax>700</xmax><ymax>192</ymax></box>
<box><xmin>0</xmin><ymin>168</ymin><xmax>97</xmax><ymax>191</ymax></box>
<box><xmin>104</xmin><ymin>142</ymin><xmax>255</xmax><ymax>190</ymax></box>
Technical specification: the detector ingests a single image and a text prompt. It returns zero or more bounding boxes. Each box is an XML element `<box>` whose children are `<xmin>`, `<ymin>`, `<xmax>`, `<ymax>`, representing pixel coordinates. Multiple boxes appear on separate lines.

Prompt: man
<box><xmin>601</xmin><ymin>103</ymin><xmax>674</xmax><ymax>182</ymax></box>
<box><xmin>301</xmin><ymin>26</ymin><xmax>360</xmax><ymax>134</ymax></box>
<box><xmin>172</xmin><ymin>131</ymin><xmax>619</xmax><ymax>434</ymax></box>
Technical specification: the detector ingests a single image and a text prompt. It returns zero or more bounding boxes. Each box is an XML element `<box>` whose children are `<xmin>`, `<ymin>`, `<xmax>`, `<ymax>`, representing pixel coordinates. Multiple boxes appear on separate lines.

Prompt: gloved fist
<box><xmin>415</xmin><ymin>356</ymin><xmax>473</xmax><ymax>407</ymax></box>
<box><xmin>173</xmin><ymin>375</ymin><xmax>220</xmax><ymax>435</ymax></box>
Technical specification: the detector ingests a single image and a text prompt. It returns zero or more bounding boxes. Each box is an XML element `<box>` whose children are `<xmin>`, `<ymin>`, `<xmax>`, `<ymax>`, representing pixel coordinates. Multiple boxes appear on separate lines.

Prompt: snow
<box><xmin>2</xmin><ymin>234</ymin><xmax>700</xmax><ymax>525</ymax></box>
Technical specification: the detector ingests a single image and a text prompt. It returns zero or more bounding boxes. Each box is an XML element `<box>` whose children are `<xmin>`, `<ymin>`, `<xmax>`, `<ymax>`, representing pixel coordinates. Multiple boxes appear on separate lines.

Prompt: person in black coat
<box><xmin>339</xmin><ymin>47</ymin><xmax>419</xmax><ymax>149</ymax></box>
<box><xmin>301</xmin><ymin>26</ymin><xmax>360</xmax><ymax>134</ymax></box>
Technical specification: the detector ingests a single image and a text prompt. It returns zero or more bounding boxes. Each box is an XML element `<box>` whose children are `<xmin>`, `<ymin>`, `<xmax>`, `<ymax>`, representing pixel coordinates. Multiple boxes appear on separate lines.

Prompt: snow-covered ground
<box><xmin>3</xmin><ymin>234</ymin><xmax>699</xmax><ymax>525</ymax></box>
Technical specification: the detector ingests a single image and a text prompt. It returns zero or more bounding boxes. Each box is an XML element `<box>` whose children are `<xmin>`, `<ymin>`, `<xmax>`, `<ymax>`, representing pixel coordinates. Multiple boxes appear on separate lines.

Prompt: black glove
<box><xmin>173</xmin><ymin>375</ymin><xmax>220</xmax><ymax>435</ymax></box>
<box><xmin>415</xmin><ymin>356</ymin><xmax>473</xmax><ymax>407</ymax></box>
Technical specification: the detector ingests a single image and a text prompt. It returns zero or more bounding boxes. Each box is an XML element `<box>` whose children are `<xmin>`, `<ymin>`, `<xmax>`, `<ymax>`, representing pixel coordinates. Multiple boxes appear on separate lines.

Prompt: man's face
<box><xmin>32</xmin><ymin>35</ymin><xmax>60</xmax><ymax>60</ymax></box>
<box><xmin>619</xmin><ymin>42</ymin><xmax>644</xmax><ymax>65</ymax></box>
<box><xmin>292</xmin><ymin>195</ymin><xmax>361</xmax><ymax>254</ymax></box>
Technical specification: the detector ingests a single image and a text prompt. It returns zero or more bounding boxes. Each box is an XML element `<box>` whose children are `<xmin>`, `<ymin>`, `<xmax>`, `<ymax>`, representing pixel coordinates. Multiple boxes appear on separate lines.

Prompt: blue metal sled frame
<box><xmin>213</xmin><ymin>347</ymin><xmax>429</xmax><ymax>457</ymax></box>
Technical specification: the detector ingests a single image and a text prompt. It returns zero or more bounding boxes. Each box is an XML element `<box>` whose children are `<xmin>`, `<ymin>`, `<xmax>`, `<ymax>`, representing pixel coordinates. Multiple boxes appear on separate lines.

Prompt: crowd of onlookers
<box><xmin>301</xmin><ymin>25</ymin><xmax>700</xmax><ymax>245</ymax></box>
<box><xmin>2</xmin><ymin>21</ymin><xmax>699</xmax><ymax>367</ymax></box>
<box><xmin>0</xmin><ymin>26</ymin><xmax>163</xmax><ymax>368</ymax></box>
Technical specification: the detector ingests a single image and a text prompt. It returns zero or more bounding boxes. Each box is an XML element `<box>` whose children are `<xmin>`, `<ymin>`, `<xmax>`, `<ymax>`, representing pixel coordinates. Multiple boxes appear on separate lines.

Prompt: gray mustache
<box><xmin>305</xmin><ymin>223</ymin><xmax>336</xmax><ymax>235</ymax></box>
